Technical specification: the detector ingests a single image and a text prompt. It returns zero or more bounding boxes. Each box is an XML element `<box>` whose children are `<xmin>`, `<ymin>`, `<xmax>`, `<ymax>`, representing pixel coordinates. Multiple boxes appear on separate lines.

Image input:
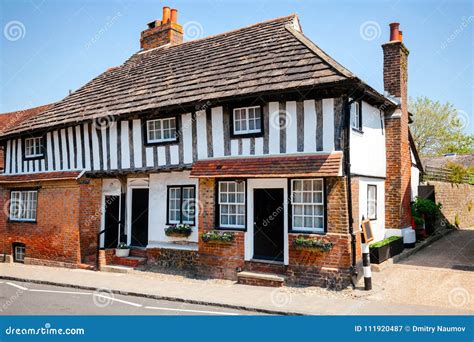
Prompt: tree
<box><xmin>409</xmin><ymin>96</ymin><xmax>473</xmax><ymax>157</ymax></box>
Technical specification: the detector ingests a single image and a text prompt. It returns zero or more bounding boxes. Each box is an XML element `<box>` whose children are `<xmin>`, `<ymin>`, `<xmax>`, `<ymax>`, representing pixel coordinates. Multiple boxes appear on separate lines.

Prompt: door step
<box><xmin>237</xmin><ymin>271</ymin><xmax>285</xmax><ymax>287</ymax></box>
<box><xmin>130</xmin><ymin>248</ymin><xmax>148</xmax><ymax>258</ymax></box>
<box><xmin>244</xmin><ymin>260</ymin><xmax>287</xmax><ymax>275</ymax></box>
<box><xmin>111</xmin><ymin>256</ymin><xmax>147</xmax><ymax>268</ymax></box>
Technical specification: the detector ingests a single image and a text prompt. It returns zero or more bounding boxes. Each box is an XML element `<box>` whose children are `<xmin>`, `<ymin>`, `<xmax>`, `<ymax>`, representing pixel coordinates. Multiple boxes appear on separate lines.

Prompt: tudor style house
<box><xmin>0</xmin><ymin>7</ymin><xmax>421</xmax><ymax>288</ymax></box>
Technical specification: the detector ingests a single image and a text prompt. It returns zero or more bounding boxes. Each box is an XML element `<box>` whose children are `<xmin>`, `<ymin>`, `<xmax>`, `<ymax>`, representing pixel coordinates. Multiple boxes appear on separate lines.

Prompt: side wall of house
<box><xmin>350</xmin><ymin>101</ymin><xmax>386</xmax><ymax>178</ymax></box>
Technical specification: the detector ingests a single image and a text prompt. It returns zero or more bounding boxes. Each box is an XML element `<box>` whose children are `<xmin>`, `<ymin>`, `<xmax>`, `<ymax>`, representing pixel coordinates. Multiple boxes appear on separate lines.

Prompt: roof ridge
<box><xmin>0</xmin><ymin>103</ymin><xmax>53</xmax><ymax>116</ymax></box>
<box><xmin>137</xmin><ymin>14</ymin><xmax>298</xmax><ymax>55</ymax></box>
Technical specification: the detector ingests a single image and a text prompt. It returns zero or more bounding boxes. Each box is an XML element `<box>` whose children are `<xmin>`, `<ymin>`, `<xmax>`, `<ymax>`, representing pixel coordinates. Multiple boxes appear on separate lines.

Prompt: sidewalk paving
<box><xmin>1</xmin><ymin>263</ymin><xmax>472</xmax><ymax>315</ymax></box>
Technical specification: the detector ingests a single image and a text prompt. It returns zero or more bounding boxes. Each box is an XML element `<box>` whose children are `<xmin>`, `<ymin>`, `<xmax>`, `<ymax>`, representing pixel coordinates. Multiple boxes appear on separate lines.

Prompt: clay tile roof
<box><xmin>0</xmin><ymin>171</ymin><xmax>82</xmax><ymax>184</ymax></box>
<box><xmin>0</xmin><ymin>104</ymin><xmax>53</xmax><ymax>135</ymax></box>
<box><xmin>190</xmin><ymin>152</ymin><xmax>343</xmax><ymax>178</ymax></box>
<box><xmin>2</xmin><ymin>14</ymin><xmax>358</xmax><ymax>138</ymax></box>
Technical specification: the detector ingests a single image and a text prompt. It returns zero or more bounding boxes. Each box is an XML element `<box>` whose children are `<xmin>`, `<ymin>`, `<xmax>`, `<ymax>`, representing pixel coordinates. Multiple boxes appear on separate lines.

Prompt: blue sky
<box><xmin>1</xmin><ymin>0</ymin><xmax>472</xmax><ymax>133</ymax></box>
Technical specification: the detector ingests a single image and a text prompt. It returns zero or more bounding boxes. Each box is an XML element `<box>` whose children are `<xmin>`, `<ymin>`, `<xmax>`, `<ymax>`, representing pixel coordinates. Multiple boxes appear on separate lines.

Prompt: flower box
<box><xmin>165</xmin><ymin>224</ymin><xmax>192</xmax><ymax>238</ymax></box>
<box><xmin>293</xmin><ymin>235</ymin><xmax>333</xmax><ymax>252</ymax></box>
<box><xmin>115</xmin><ymin>243</ymin><xmax>130</xmax><ymax>257</ymax></box>
<box><xmin>201</xmin><ymin>230</ymin><xmax>235</xmax><ymax>243</ymax></box>
<box><xmin>369</xmin><ymin>236</ymin><xmax>404</xmax><ymax>264</ymax></box>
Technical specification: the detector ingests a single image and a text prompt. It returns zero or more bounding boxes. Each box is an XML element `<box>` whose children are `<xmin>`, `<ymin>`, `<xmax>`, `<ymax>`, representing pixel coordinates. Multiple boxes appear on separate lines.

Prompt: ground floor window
<box><xmin>367</xmin><ymin>184</ymin><xmax>377</xmax><ymax>220</ymax></box>
<box><xmin>13</xmin><ymin>243</ymin><xmax>25</xmax><ymax>263</ymax></box>
<box><xmin>218</xmin><ymin>180</ymin><xmax>246</xmax><ymax>229</ymax></box>
<box><xmin>9</xmin><ymin>190</ymin><xmax>38</xmax><ymax>222</ymax></box>
<box><xmin>167</xmin><ymin>185</ymin><xmax>196</xmax><ymax>225</ymax></box>
<box><xmin>291</xmin><ymin>179</ymin><xmax>324</xmax><ymax>232</ymax></box>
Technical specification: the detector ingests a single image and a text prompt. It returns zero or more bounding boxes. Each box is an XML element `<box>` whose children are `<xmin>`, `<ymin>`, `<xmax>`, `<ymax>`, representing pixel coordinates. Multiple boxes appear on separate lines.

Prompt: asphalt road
<box><xmin>0</xmin><ymin>281</ymin><xmax>265</xmax><ymax>315</ymax></box>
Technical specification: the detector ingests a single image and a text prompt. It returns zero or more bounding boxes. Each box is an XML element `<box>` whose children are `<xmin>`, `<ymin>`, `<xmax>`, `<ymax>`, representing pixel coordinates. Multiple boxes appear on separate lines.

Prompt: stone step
<box><xmin>130</xmin><ymin>248</ymin><xmax>148</xmax><ymax>258</ymax></box>
<box><xmin>244</xmin><ymin>260</ymin><xmax>287</xmax><ymax>275</ymax></box>
<box><xmin>111</xmin><ymin>256</ymin><xmax>147</xmax><ymax>268</ymax></box>
<box><xmin>100</xmin><ymin>265</ymin><xmax>135</xmax><ymax>274</ymax></box>
<box><xmin>237</xmin><ymin>271</ymin><xmax>285</xmax><ymax>287</ymax></box>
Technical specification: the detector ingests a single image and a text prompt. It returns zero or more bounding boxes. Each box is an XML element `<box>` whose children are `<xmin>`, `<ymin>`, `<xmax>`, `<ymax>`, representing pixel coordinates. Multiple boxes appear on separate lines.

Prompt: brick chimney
<box><xmin>382</xmin><ymin>23</ymin><xmax>412</xmax><ymax>232</ymax></box>
<box><xmin>140</xmin><ymin>7</ymin><xmax>183</xmax><ymax>50</ymax></box>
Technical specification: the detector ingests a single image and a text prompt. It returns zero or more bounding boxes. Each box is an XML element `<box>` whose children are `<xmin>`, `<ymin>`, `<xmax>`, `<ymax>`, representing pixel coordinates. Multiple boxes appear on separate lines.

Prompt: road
<box><xmin>0</xmin><ymin>281</ymin><xmax>265</xmax><ymax>315</ymax></box>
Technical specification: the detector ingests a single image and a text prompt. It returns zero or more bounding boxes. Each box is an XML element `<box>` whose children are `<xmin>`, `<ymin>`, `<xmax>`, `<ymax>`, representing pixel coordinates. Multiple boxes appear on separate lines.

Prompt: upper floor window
<box><xmin>9</xmin><ymin>190</ymin><xmax>38</xmax><ymax>222</ymax></box>
<box><xmin>291</xmin><ymin>179</ymin><xmax>324</xmax><ymax>232</ymax></box>
<box><xmin>233</xmin><ymin>106</ymin><xmax>262</xmax><ymax>135</ymax></box>
<box><xmin>24</xmin><ymin>137</ymin><xmax>43</xmax><ymax>158</ymax></box>
<box><xmin>367</xmin><ymin>185</ymin><xmax>377</xmax><ymax>220</ymax></box>
<box><xmin>351</xmin><ymin>101</ymin><xmax>362</xmax><ymax>131</ymax></box>
<box><xmin>146</xmin><ymin>118</ymin><xmax>177</xmax><ymax>143</ymax></box>
<box><xmin>167</xmin><ymin>185</ymin><xmax>196</xmax><ymax>225</ymax></box>
<box><xmin>218</xmin><ymin>181</ymin><xmax>245</xmax><ymax>229</ymax></box>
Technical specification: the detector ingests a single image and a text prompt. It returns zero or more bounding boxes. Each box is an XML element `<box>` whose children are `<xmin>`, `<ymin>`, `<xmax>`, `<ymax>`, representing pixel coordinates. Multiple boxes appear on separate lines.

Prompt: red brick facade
<box><xmin>0</xmin><ymin>177</ymin><xmax>101</xmax><ymax>267</ymax></box>
<box><xmin>383</xmin><ymin>39</ymin><xmax>412</xmax><ymax>229</ymax></box>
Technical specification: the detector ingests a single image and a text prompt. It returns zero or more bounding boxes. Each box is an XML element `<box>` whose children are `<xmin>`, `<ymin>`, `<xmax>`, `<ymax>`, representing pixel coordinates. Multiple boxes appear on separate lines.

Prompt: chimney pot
<box><xmin>389</xmin><ymin>22</ymin><xmax>400</xmax><ymax>41</ymax></box>
<box><xmin>399</xmin><ymin>30</ymin><xmax>403</xmax><ymax>42</ymax></box>
<box><xmin>170</xmin><ymin>9</ymin><xmax>178</xmax><ymax>24</ymax></box>
<box><xmin>162</xmin><ymin>6</ymin><xmax>171</xmax><ymax>24</ymax></box>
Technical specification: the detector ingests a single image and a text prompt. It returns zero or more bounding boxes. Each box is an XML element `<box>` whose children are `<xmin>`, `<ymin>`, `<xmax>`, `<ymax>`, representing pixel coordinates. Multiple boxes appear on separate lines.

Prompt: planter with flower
<box><xmin>165</xmin><ymin>224</ymin><xmax>193</xmax><ymax>238</ymax></box>
<box><xmin>201</xmin><ymin>230</ymin><xmax>235</xmax><ymax>244</ymax></box>
<box><xmin>293</xmin><ymin>235</ymin><xmax>333</xmax><ymax>252</ymax></box>
<box><xmin>115</xmin><ymin>243</ymin><xmax>130</xmax><ymax>257</ymax></box>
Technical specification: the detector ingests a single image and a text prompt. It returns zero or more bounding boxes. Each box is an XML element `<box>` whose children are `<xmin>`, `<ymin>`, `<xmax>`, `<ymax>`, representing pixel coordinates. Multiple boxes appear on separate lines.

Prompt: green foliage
<box><xmin>369</xmin><ymin>236</ymin><xmax>401</xmax><ymax>249</ymax></box>
<box><xmin>293</xmin><ymin>235</ymin><xmax>333</xmax><ymax>252</ymax></box>
<box><xmin>165</xmin><ymin>224</ymin><xmax>193</xmax><ymax>237</ymax></box>
<box><xmin>201</xmin><ymin>230</ymin><xmax>235</xmax><ymax>242</ymax></box>
<box><xmin>409</xmin><ymin>96</ymin><xmax>473</xmax><ymax>157</ymax></box>
<box><xmin>116</xmin><ymin>242</ymin><xmax>129</xmax><ymax>249</ymax></box>
<box><xmin>412</xmin><ymin>197</ymin><xmax>442</xmax><ymax>219</ymax></box>
<box><xmin>413</xmin><ymin>215</ymin><xmax>425</xmax><ymax>225</ymax></box>
<box><xmin>446</xmin><ymin>162</ymin><xmax>474</xmax><ymax>184</ymax></box>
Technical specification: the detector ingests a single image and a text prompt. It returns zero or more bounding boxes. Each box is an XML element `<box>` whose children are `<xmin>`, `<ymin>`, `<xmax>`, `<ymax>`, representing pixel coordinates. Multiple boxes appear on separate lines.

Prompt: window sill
<box><xmin>230</xmin><ymin>131</ymin><xmax>263</xmax><ymax>139</ymax></box>
<box><xmin>290</xmin><ymin>230</ymin><xmax>326</xmax><ymax>235</ymax></box>
<box><xmin>24</xmin><ymin>156</ymin><xmax>45</xmax><ymax>161</ymax></box>
<box><xmin>351</xmin><ymin>127</ymin><xmax>364</xmax><ymax>134</ymax></box>
<box><xmin>145</xmin><ymin>139</ymin><xmax>178</xmax><ymax>147</ymax></box>
<box><xmin>215</xmin><ymin>227</ymin><xmax>246</xmax><ymax>232</ymax></box>
<box><xmin>8</xmin><ymin>219</ymin><xmax>37</xmax><ymax>224</ymax></box>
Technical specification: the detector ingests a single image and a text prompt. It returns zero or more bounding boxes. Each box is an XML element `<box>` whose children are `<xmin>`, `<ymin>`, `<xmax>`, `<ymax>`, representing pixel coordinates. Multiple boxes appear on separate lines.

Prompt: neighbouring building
<box><xmin>0</xmin><ymin>7</ymin><xmax>422</xmax><ymax>288</ymax></box>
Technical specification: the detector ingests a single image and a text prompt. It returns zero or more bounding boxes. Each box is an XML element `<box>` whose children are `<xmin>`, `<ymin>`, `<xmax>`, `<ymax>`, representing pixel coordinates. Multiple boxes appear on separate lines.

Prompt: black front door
<box><xmin>104</xmin><ymin>195</ymin><xmax>120</xmax><ymax>249</ymax></box>
<box><xmin>253</xmin><ymin>189</ymin><xmax>284</xmax><ymax>262</ymax></box>
<box><xmin>131</xmin><ymin>188</ymin><xmax>149</xmax><ymax>247</ymax></box>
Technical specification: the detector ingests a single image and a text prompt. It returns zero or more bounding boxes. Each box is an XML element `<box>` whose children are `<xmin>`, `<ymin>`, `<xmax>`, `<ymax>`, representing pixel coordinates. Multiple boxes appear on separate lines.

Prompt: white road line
<box><xmin>5</xmin><ymin>282</ymin><xmax>28</xmax><ymax>291</ymax></box>
<box><xmin>29</xmin><ymin>289</ymin><xmax>91</xmax><ymax>295</ymax></box>
<box><xmin>94</xmin><ymin>294</ymin><xmax>142</xmax><ymax>307</ymax></box>
<box><xmin>144</xmin><ymin>306</ymin><xmax>238</xmax><ymax>315</ymax></box>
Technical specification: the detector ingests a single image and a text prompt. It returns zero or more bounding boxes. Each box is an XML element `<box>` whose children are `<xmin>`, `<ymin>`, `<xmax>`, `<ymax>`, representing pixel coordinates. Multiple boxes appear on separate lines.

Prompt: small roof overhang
<box><xmin>190</xmin><ymin>152</ymin><xmax>343</xmax><ymax>178</ymax></box>
<box><xmin>0</xmin><ymin>171</ymin><xmax>82</xmax><ymax>184</ymax></box>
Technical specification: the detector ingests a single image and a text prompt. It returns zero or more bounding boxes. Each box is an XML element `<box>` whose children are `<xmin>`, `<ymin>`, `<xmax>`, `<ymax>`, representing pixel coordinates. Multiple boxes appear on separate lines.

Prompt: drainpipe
<box><xmin>343</xmin><ymin>95</ymin><xmax>358</xmax><ymax>287</ymax></box>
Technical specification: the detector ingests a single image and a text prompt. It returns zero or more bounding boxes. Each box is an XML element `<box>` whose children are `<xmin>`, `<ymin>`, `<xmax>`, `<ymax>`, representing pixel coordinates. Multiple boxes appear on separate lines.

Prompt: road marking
<box><xmin>29</xmin><ymin>289</ymin><xmax>91</xmax><ymax>295</ymax></box>
<box><xmin>144</xmin><ymin>306</ymin><xmax>238</xmax><ymax>315</ymax></box>
<box><xmin>94</xmin><ymin>294</ymin><xmax>142</xmax><ymax>307</ymax></box>
<box><xmin>5</xmin><ymin>282</ymin><xmax>28</xmax><ymax>291</ymax></box>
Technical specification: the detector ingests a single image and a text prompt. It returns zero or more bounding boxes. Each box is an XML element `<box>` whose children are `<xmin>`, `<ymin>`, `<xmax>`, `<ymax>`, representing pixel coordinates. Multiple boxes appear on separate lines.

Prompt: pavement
<box><xmin>0</xmin><ymin>229</ymin><xmax>472</xmax><ymax>316</ymax></box>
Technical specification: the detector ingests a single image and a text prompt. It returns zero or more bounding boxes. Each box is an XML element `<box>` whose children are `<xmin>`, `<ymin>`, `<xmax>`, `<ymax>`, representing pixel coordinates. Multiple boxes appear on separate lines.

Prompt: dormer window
<box><xmin>146</xmin><ymin>117</ymin><xmax>177</xmax><ymax>144</ymax></box>
<box><xmin>24</xmin><ymin>137</ymin><xmax>44</xmax><ymax>159</ymax></box>
<box><xmin>232</xmin><ymin>106</ymin><xmax>262</xmax><ymax>136</ymax></box>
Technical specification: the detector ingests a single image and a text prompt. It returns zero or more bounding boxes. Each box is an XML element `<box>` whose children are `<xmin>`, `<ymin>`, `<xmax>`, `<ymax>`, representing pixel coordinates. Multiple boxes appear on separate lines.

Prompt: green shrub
<box><xmin>201</xmin><ymin>230</ymin><xmax>235</xmax><ymax>242</ymax></box>
<box><xmin>293</xmin><ymin>235</ymin><xmax>333</xmax><ymax>252</ymax></box>
<box><xmin>369</xmin><ymin>236</ymin><xmax>401</xmax><ymax>249</ymax></box>
<box><xmin>412</xmin><ymin>197</ymin><xmax>442</xmax><ymax>219</ymax></box>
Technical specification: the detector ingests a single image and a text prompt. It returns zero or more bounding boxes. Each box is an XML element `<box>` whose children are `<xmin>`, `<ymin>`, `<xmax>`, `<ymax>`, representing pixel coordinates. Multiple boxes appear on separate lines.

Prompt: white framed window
<box><xmin>233</xmin><ymin>106</ymin><xmax>262</xmax><ymax>135</ymax></box>
<box><xmin>367</xmin><ymin>185</ymin><xmax>377</xmax><ymax>220</ymax></box>
<box><xmin>147</xmin><ymin>118</ymin><xmax>177</xmax><ymax>143</ymax></box>
<box><xmin>351</xmin><ymin>101</ymin><xmax>362</xmax><ymax>130</ymax></box>
<box><xmin>167</xmin><ymin>185</ymin><xmax>196</xmax><ymax>225</ymax></box>
<box><xmin>24</xmin><ymin>137</ymin><xmax>43</xmax><ymax>158</ymax></box>
<box><xmin>9</xmin><ymin>190</ymin><xmax>38</xmax><ymax>222</ymax></box>
<box><xmin>218</xmin><ymin>181</ymin><xmax>245</xmax><ymax>228</ymax></box>
<box><xmin>291</xmin><ymin>179</ymin><xmax>324</xmax><ymax>232</ymax></box>
<box><xmin>14</xmin><ymin>244</ymin><xmax>25</xmax><ymax>262</ymax></box>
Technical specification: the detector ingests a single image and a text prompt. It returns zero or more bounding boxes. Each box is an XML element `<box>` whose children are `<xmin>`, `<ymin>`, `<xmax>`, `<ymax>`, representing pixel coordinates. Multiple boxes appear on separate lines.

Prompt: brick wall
<box><xmin>0</xmin><ymin>177</ymin><xmax>102</xmax><ymax>266</ymax></box>
<box><xmin>428</xmin><ymin>181</ymin><xmax>474</xmax><ymax>228</ymax></box>
<box><xmin>78</xmin><ymin>178</ymin><xmax>102</xmax><ymax>262</ymax></box>
<box><xmin>197</xmin><ymin>177</ymin><xmax>245</xmax><ymax>279</ymax></box>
